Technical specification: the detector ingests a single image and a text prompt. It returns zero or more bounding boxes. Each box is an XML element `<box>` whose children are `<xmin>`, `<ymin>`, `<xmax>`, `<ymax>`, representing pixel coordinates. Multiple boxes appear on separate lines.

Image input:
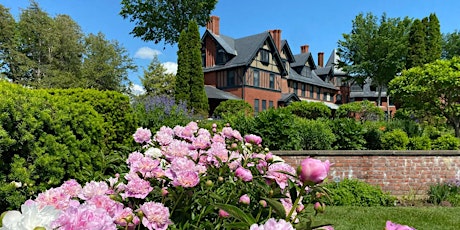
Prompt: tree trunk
<box><xmin>454</xmin><ymin>120</ymin><xmax>460</xmax><ymax>138</ymax></box>
<box><xmin>377</xmin><ymin>85</ymin><xmax>382</xmax><ymax>107</ymax></box>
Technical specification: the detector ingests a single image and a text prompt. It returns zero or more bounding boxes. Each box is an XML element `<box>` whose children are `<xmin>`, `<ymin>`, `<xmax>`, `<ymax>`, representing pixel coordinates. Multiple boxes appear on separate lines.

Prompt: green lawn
<box><xmin>311</xmin><ymin>206</ymin><xmax>460</xmax><ymax>230</ymax></box>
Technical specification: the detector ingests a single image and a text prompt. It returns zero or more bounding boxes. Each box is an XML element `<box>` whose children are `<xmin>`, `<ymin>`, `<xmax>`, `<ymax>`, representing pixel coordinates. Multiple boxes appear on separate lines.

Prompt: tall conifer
<box><xmin>425</xmin><ymin>13</ymin><xmax>442</xmax><ymax>63</ymax></box>
<box><xmin>407</xmin><ymin>19</ymin><xmax>426</xmax><ymax>68</ymax></box>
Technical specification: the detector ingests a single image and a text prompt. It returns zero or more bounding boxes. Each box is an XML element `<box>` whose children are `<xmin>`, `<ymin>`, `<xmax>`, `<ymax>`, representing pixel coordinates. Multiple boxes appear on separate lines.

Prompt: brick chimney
<box><xmin>206</xmin><ymin>15</ymin><xmax>220</xmax><ymax>35</ymax></box>
<box><xmin>269</xmin><ymin>29</ymin><xmax>282</xmax><ymax>52</ymax></box>
<box><xmin>318</xmin><ymin>52</ymin><xmax>324</xmax><ymax>67</ymax></box>
<box><xmin>300</xmin><ymin>45</ymin><xmax>309</xmax><ymax>54</ymax></box>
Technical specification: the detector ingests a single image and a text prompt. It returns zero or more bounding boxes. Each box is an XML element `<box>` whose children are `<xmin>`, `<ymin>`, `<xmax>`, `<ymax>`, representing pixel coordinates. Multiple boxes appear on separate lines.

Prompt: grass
<box><xmin>311</xmin><ymin>206</ymin><xmax>460</xmax><ymax>229</ymax></box>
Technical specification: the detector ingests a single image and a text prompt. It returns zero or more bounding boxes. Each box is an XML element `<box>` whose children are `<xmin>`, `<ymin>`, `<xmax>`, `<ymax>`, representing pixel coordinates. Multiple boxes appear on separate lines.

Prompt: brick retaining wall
<box><xmin>272</xmin><ymin>150</ymin><xmax>460</xmax><ymax>196</ymax></box>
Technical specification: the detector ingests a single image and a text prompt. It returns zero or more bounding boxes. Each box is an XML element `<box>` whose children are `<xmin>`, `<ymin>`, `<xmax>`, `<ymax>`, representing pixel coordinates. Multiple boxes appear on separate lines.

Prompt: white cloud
<box><xmin>134</xmin><ymin>47</ymin><xmax>161</xmax><ymax>59</ymax></box>
<box><xmin>162</xmin><ymin>62</ymin><xmax>178</xmax><ymax>75</ymax></box>
<box><xmin>130</xmin><ymin>84</ymin><xmax>145</xmax><ymax>96</ymax></box>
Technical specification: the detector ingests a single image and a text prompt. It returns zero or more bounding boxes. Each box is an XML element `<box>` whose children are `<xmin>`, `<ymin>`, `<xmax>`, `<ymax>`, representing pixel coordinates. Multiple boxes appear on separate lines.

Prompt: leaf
<box><xmin>289</xmin><ymin>180</ymin><xmax>298</xmax><ymax>204</ymax></box>
<box><xmin>223</xmin><ymin>222</ymin><xmax>251</xmax><ymax>229</ymax></box>
<box><xmin>213</xmin><ymin>203</ymin><xmax>256</xmax><ymax>225</ymax></box>
<box><xmin>261</xmin><ymin>197</ymin><xmax>286</xmax><ymax>219</ymax></box>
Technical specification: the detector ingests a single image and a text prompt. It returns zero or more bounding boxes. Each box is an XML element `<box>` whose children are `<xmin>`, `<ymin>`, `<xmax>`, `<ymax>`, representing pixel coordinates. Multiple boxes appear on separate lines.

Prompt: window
<box><xmin>316</xmin><ymin>87</ymin><xmax>321</xmax><ymax>99</ymax></box>
<box><xmin>323</xmin><ymin>92</ymin><xmax>328</xmax><ymax>101</ymax></box>
<box><xmin>262</xmin><ymin>100</ymin><xmax>267</xmax><ymax>111</ymax></box>
<box><xmin>253</xmin><ymin>70</ymin><xmax>260</xmax><ymax>87</ymax></box>
<box><xmin>309</xmin><ymin>85</ymin><xmax>314</xmax><ymax>98</ymax></box>
<box><xmin>216</xmin><ymin>47</ymin><xmax>226</xmax><ymax>65</ymax></box>
<box><xmin>260</xmin><ymin>49</ymin><xmax>269</xmax><ymax>64</ymax></box>
<box><xmin>227</xmin><ymin>70</ymin><xmax>235</xmax><ymax>86</ymax></box>
<box><xmin>327</xmin><ymin>93</ymin><xmax>332</xmax><ymax>101</ymax></box>
<box><xmin>269</xmin><ymin>74</ymin><xmax>275</xmax><ymax>89</ymax></box>
<box><xmin>269</xmin><ymin>100</ymin><xmax>274</xmax><ymax>108</ymax></box>
<box><xmin>301</xmin><ymin>84</ymin><xmax>306</xmax><ymax>97</ymax></box>
<box><xmin>254</xmin><ymin>99</ymin><xmax>260</xmax><ymax>114</ymax></box>
<box><xmin>293</xmin><ymin>82</ymin><xmax>298</xmax><ymax>95</ymax></box>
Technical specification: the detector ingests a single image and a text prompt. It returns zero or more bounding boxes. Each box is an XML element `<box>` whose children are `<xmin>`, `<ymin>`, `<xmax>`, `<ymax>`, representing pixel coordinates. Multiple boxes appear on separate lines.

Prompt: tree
<box><xmin>442</xmin><ymin>30</ymin><xmax>460</xmax><ymax>59</ymax></box>
<box><xmin>175</xmin><ymin>20</ymin><xmax>209</xmax><ymax>115</ymax></box>
<box><xmin>141</xmin><ymin>55</ymin><xmax>175</xmax><ymax>96</ymax></box>
<box><xmin>389</xmin><ymin>57</ymin><xmax>460</xmax><ymax>137</ymax></box>
<box><xmin>406</xmin><ymin>19</ymin><xmax>426</xmax><ymax>68</ymax></box>
<box><xmin>120</xmin><ymin>0</ymin><xmax>217</xmax><ymax>45</ymax></box>
<box><xmin>81</xmin><ymin>32</ymin><xmax>137</xmax><ymax>92</ymax></box>
<box><xmin>338</xmin><ymin>13</ymin><xmax>410</xmax><ymax>106</ymax></box>
<box><xmin>425</xmin><ymin>13</ymin><xmax>442</xmax><ymax>63</ymax></box>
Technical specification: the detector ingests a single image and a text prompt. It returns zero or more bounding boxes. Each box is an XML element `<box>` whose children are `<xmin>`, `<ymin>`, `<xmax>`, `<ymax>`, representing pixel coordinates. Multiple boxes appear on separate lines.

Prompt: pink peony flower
<box><xmin>250</xmin><ymin>218</ymin><xmax>294</xmax><ymax>230</ymax></box>
<box><xmin>139</xmin><ymin>202</ymin><xmax>172</xmax><ymax>230</ymax></box>
<box><xmin>35</xmin><ymin>187</ymin><xmax>71</xmax><ymax>210</ymax></box>
<box><xmin>218</xmin><ymin>209</ymin><xmax>230</xmax><ymax>218</ymax></box>
<box><xmin>235</xmin><ymin>167</ymin><xmax>253</xmax><ymax>182</ymax></box>
<box><xmin>59</xmin><ymin>179</ymin><xmax>82</xmax><ymax>198</ymax></box>
<box><xmin>192</xmin><ymin>134</ymin><xmax>211</xmax><ymax>150</ymax></box>
<box><xmin>52</xmin><ymin>203</ymin><xmax>116</xmax><ymax>230</ymax></box>
<box><xmin>171</xmin><ymin>171</ymin><xmax>200</xmax><ymax>188</ymax></box>
<box><xmin>86</xmin><ymin>195</ymin><xmax>124</xmax><ymax>217</ymax></box>
<box><xmin>239</xmin><ymin>194</ymin><xmax>250</xmax><ymax>205</ymax></box>
<box><xmin>78</xmin><ymin>181</ymin><xmax>109</xmax><ymax>200</ymax></box>
<box><xmin>298</xmin><ymin>158</ymin><xmax>331</xmax><ymax>185</ymax></box>
<box><xmin>244</xmin><ymin>134</ymin><xmax>263</xmax><ymax>145</ymax></box>
<box><xmin>385</xmin><ymin>221</ymin><xmax>416</xmax><ymax>230</ymax></box>
<box><xmin>114</xmin><ymin>207</ymin><xmax>140</xmax><ymax>227</ymax></box>
<box><xmin>133</xmin><ymin>127</ymin><xmax>152</xmax><ymax>143</ymax></box>
<box><xmin>265</xmin><ymin>162</ymin><xmax>296</xmax><ymax>190</ymax></box>
<box><xmin>162</xmin><ymin>139</ymin><xmax>191</xmax><ymax>158</ymax></box>
<box><xmin>154</xmin><ymin>126</ymin><xmax>174</xmax><ymax>146</ymax></box>
<box><xmin>122</xmin><ymin>176</ymin><xmax>153</xmax><ymax>199</ymax></box>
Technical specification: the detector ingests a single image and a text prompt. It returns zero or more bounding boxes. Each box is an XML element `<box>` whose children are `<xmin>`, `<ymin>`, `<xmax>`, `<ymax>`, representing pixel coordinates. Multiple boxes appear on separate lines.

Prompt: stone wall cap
<box><xmin>271</xmin><ymin>150</ymin><xmax>460</xmax><ymax>156</ymax></box>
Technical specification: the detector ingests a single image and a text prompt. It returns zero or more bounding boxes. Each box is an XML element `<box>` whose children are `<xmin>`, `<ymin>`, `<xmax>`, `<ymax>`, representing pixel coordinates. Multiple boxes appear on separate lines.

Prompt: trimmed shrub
<box><xmin>386</xmin><ymin>119</ymin><xmax>422</xmax><ymax>137</ymax></box>
<box><xmin>330</xmin><ymin>118</ymin><xmax>367</xmax><ymax>150</ymax></box>
<box><xmin>296</xmin><ymin>118</ymin><xmax>335</xmax><ymax>150</ymax></box>
<box><xmin>251</xmin><ymin>108</ymin><xmax>302</xmax><ymax>150</ymax></box>
<box><xmin>222</xmin><ymin>111</ymin><xmax>255</xmax><ymax>137</ymax></box>
<box><xmin>432</xmin><ymin>134</ymin><xmax>460</xmax><ymax>150</ymax></box>
<box><xmin>286</xmin><ymin>101</ymin><xmax>331</xmax><ymax>119</ymax></box>
<box><xmin>213</xmin><ymin>100</ymin><xmax>253</xmax><ymax>118</ymax></box>
<box><xmin>132</xmin><ymin>95</ymin><xmax>194</xmax><ymax>133</ymax></box>
<box><xmin>322</xmin><ymin>179</ymin><xmax>396</xmax><ymax>206</ymax></box>
<box><xmin>335</xmin><ymin>100</ymin><xmax>384</xmax><ymax>121</ymax></box>
<box><xmin>408</xmin><ymin>136</ymin><xmax>431</xmax><ymax>150</ymax></box>
<box><xmin>0</xmin><ymin>81</ymin><xmax>110</xmax><ymax>210</ymax></box>
<box><xmin>362</xmin><ymin>121</ymin><xmax>385</xmax><ymax>150</ymax></box>
<box><xmin>381</xmin><ymin>129</ymin><xmax>409</xmax><ymax>150</ymax></box>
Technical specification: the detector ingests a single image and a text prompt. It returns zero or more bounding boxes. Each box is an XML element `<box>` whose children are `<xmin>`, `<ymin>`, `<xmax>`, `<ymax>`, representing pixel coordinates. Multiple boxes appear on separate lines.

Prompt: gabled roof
<box><xmin>287</xmin><ymin>67</ymin><xmax>337</xmax><ymax>90</ymax></box>
<box><xmin>278</xmin><ymin>93</ymin><xmax>300</xmax><ymax>103</ymax></box>
<box><xmin>314</xmin><ymin>66</ymin><xmax>333</xmax><ymax>76</ymax></box>
<box><xmin>291</xmin><ymin>52</ymin><xmax>316</xmax><ymax>69</ymax></box>
<box><xmin>325</xmin><ymin>49</ymin><xmax>347</xmax><ymax>76</ymax></box>
<box><xmin>281</xmin><ymin>40</ymin><xmax>295</xmax><ymax>63</ymax></box>
<box><xmin>202</xmin><ymin>30</ymin><xmax>287</xmax><ymax>75</ymax></box>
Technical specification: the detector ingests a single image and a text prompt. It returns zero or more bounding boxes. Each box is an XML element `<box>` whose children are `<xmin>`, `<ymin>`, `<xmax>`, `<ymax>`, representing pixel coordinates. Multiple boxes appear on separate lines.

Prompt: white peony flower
<box><xmin>0</xmin><ymin>202</ymin><xmax>61</xmax><ymax>230</ymax></box>
<box><xmin>144</xmin><ymin>147</ymin><xmax>163</xmax><ymax>159</ymax></box>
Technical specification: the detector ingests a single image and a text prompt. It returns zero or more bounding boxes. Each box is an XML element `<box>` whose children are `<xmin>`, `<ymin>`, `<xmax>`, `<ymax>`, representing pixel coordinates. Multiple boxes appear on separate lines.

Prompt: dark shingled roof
<box><xmin>314</xmin><ymin>66</ymin><xmax>333</xmax><ymax>76</ymax></box>
<box><xmin>278</xmin><ymin>93</ymin><xmax>300</xmax><ymax>103</ymax></box>
<box><xmin>291</xmin><ymin>53</ymin><xmax>316</xmax><ymax>69</ymax></box>
<box><xmin>205</xmin><ymin>85</ymin><xmax>240</xmax><ymax>100</ymax></box>
<box><xmin>287</xmin><ymin>68</ymin><xmax>337</xmax><ymax>90</ymax></box>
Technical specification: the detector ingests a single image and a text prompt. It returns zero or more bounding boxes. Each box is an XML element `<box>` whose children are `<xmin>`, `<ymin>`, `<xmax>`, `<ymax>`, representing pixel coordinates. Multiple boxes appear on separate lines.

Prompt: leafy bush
<box><xmin>381</xmin><ymin>129</ymin><xmax>409</xmax><ymax>150</ymax></box>
<box><xmin>286</xmin><ymin>101</ymin><xmax>331</xmax><ymax>119</ymax></box>
<box><xmin>335</xmin><ymin>100</ymin><xmax>384</xmax><ymax>121</ymax></box>
<box><xmin>432</xmin><ymin>134</ymin><xmax>460</xmax><ymax>150</ymax></box>
<box><xmin>222</xmin><ymin>111</ymin><xmax>256</xmax><ymax>137</ymax></box>
<box><xmin>330</xmin><ymin>118</ymin><xmax>367</xmax><ymax>150</ymax></box>
<box><xmin>322</xmin><ymin>179</ymin><xmax>396</xmax><ymax>206</ymax></box>
<box><xmin>213</xmin><ymin>99</ymin><xmax>253</xmax><ymax>118</ymax></box>
<box><xmin>252</xmin><ymin>108</ymin><xmax>302</xmax><ymax>150</ymax></box>
<box><xmin>386</xmin><ymin>119</ymin><xmax>422</xmax><ymax>138</ymax></box>
<box><xmin>132</xmin><ymin>95</ymin><xmax>194</xmax><ymax>132</ymax></box>
<box><xmin>362</xmin><ymin>121</ymin><xmax>384</xmax><ymax>150</ymax></box>
<box><xmin>296</xmin><ymin>118</ymin><xmax>335</xmax><ymax>150</ymax></box>
<box><xmin>408</xmin><ymin>136</ymin><xmax>431</xmax><ymax>150</ymax></box>
<box><xmin>0</xmin><ymin>81</ymin><xmax>113</xmax><ymax>210</ymax></box>
<box><xmin>46</xmin><ymin>88</ymin><xmax>138</xmax><ymax>150</ymax></box>
<box><xmin>428</xmin><ymin>179</ymin><xmax>460</xmax><ymax>206</ymax></box>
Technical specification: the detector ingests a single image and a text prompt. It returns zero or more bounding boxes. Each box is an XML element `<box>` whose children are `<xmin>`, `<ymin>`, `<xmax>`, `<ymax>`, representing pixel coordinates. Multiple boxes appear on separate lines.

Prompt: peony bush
<box><xmin>0</xmin><ymin>122</ymin><xmax>414</xmax><ymax>230</ymax></box>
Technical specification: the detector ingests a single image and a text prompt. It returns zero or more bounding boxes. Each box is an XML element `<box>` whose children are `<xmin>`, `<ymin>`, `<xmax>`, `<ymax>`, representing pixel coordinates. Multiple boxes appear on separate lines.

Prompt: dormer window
<box><xmin>260</xmin><ymin>49</ymin><xmax>269</xmax><ymax>64</ymax></box>
<box><xmin>216</xmin><ymin>48</ymin><xmax>227</xmax><ymax>65</ymax></box>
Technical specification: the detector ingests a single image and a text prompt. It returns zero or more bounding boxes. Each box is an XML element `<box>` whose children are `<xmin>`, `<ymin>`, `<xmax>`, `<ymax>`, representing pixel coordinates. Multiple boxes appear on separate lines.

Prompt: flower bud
<box><xmin>205</xmin><ymin>180</ymin><xmax>213</xmax><ymax>187</ymax></box>
<box><xmin>212</xmin><ymin>123</ymin><xmax>217</xmax><ymax>128</ymax></box>
<box><xmin>298</xmin><ymin>158</ymin><xmax>331</xmax><ymax>185</ymax></box>
<box><xmin>259</xmin><ymin>200</ymin><xmax>267</xmax><ymax>207</ymax></box>
<box><xmin>218</xmin><ymin>209</ymin><xmax>230</xmax><ymax>218</ymax></box>
<box><xmin>296</xmin><ymin>203</ymin><xmax>305</xmax><ymax>213</ymax></box>
<box><xmin>212</xmin><ymin>128</ymin><xmax>217</xmax><ymax>133</ymax></box>
<box><xmin>218</xmin><ymin>176</ymin><xmax>224</xmax><ymax>182</ymax></box>
<box><xmin>235</xmin><ymin>167</ymin><xmax>253</xmax><ymax>182</ymax></box>
<box><xmin>161</xmin><ymin>187</ymin><xmax>169</xmax><ymax>197</ymax></box>
<box><xmin>265</xmin><ymin>153</ymin><xmax>273</xmax><ymax>162</ymax></box>
<box><xmin>239</xmin><ymin>194</ymin><xmax>250</xmax><ymax>205</ymax></box>
<box><xmin>314</xmin><ymin>202</ymin><xmax>326</xmax><ymax>213</ymax></box>
<box><xmin>34</xmin><ymin>227</ymin><xmax>46</xmax><ymax>230</ymax></box>
<box><xmin>125</xmin><ymin>214</ymin><xmax>134</xmax><ymax>223</ymax></box>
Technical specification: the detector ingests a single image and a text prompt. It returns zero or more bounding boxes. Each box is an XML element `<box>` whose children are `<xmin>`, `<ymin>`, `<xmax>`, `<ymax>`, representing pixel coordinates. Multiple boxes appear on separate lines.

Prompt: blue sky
<box><xmin>3</xmin><ymin>0</ymin><xmax>460</xmax><ymax>91</ymax></box>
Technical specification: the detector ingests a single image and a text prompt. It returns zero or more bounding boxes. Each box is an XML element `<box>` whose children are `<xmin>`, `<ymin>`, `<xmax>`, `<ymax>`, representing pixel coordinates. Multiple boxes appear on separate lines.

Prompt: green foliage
<box><xmin>407</xmin><ymin>19</ymin><xmax>427</xmax><ymax>68</ymax></box>
<box><xmin>442</xmin><ymin>30</ymin><xmax>460</xmax><ymax>59</ymax></box>
<box><xmin>286</xmin><ymin>101</ymin><xmax>331</xmax><ymax>119</ymax></box>
<box><xmin>132</xmin><ymin>95</ymin><xmax>194</xmax><ymax>133</ymax></box>
<box><xmin>386</xmin><ymin>119</ymin><xmax>422</xmax><ymax>137</ymax></box>
<box><xmin>432</xmin><ymin>134</ymin><xmax>460</xmax><ymax>150</ymax></box>
<box><xmin>251</xmin><ymin>108</ymin><xmax>302</xmax><ymax>150</ymax></box>
<box><xmin>330</xmin><ymin>118</ymin><xmax>367</xmax><ymax>150</ymax></box>
<box><xmin>381</xmin><ymin>129</ymin><xmax>409</xmax><ymax>150</ymax></box>
<box><xmin>408</xmin><ymin>136</ymin><xmax>432</xmax><ymax>150</ymax></box>
<box><xmin>175</xmin><ymin>20</ymin><xmax>209</xmax><ymax>116</ymax></box>
<box><xmin>222</xmin><ymin>112</ymin><xmax>256</xmax><ymax>137</ymax></box>
<box><xmin>0</xmin><ymin>81</ymin><xmax>111</xmax><ymax>210</ymax></box>
<box><xmin>362</xmin><ymin>121</ymin><xmax>384</xmax><ymax>150</ymax></box>
<box><xmin>428</xmin><ymin>179</ymin><xmax>460</xmax><ymax>206</ymax></box>
<box><xmin>45</xmin><ymin>88</ymin><xmax>137</xmax><ymax>151</ymax></box>
<box><xmin>336</xmin><ymin>100</ymin><xmax>384</xmax><ymax>121</ymax></box>
<box><xmin>296</xmin><ymin>118</ymin><xmax>335</xmax><ymax>150</ymax></box>
<box><xmin>322</xmin><ymin>179</ymin><xmax>396</xmax><ymax>206</ymax></box>
<box><xmin>120</xmin><ymin>0</ymin><xmax>217</xmax><ymax>45</ymax></box>
<box><xmin>213</xmin><ymin>100</ymin><xmax>254</xmax><ymax>118</ymax></box>
<box><xmin>424</xmin><ymin>13</ymin><xmax>442</xmax><ymax>63</ymax></box>
<box><xmin>389</xmin><ymin>57</ymin><xmax>460</xmax><ymax>137</ymax></box>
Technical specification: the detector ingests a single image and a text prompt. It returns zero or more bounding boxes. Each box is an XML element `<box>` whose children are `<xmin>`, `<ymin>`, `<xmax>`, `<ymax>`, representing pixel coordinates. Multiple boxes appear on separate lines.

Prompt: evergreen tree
<box><xmin>141</xmin><ymin>55</ymin><xmax>175</xmax><ymax>96</ymax></box>
<box><xmin>425</xmin><ymin>13</ymin><xmax>442</xmax><ymax>63</ymax></box>
<box><xmin>406</xmin><ymin>19</ymin><xmax>426</xmax><ymax>68</ymax></box>
<box><xmin>175</xmin><ymin>20</ymin><xmax>209</xmax><ymax>116</ymax></box>
<box><xmin>442</xmin><ymin>30</ymin><xmax>460</xmax><ymax>59</ymax></box>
